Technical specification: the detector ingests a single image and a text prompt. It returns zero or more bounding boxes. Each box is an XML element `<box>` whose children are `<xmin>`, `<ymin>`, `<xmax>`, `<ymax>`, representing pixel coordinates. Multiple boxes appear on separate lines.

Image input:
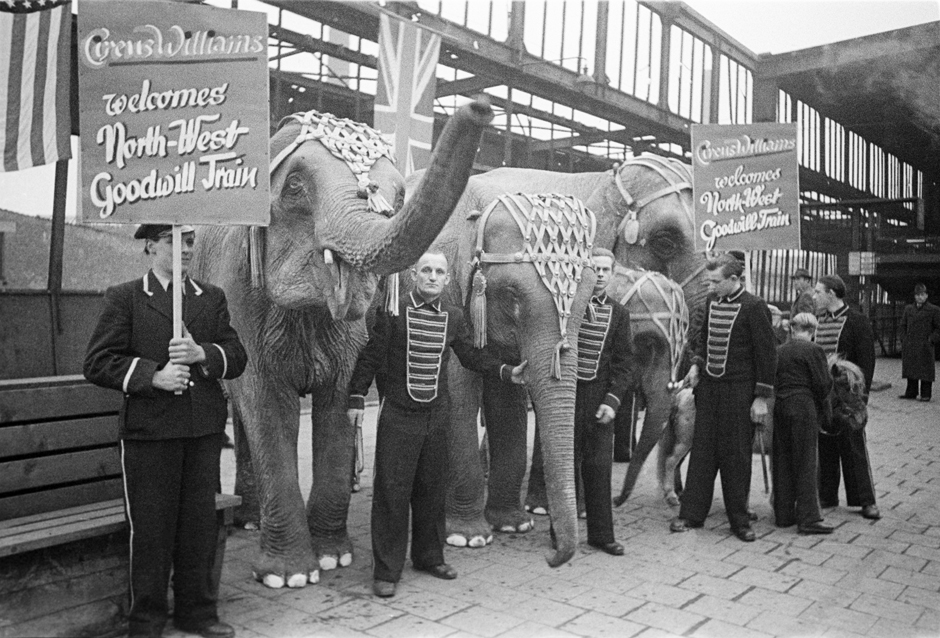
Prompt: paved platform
<box><xmin>184</xmin><ymin>356</ymin><xmax>938</xmax><ymax>638</ymax></box>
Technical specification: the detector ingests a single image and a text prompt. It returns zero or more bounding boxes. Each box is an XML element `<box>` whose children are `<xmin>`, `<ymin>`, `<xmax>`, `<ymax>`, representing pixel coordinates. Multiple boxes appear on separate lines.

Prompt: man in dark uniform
<box><xmin>789</xmin><ymin>268</ymin><xmax>816</xmax><ymax>320</ymax></box>
<box><xmin>813</xmin><ymin>274</ymin><xmax>880</xmax><ymax>520</ymax></box>
<box><xmin>84</xmin><ymin>225</ymin><xmax>247</xmax><ymax>638</ymax></box>
<box><xmin>899</xmin><ymin>283</ymin><xmax>940</xmax><ymax>402</ymax></box>
<box><xmin>574</xmin><ymin>248</ymin><xmax>634</xmax><ymax>555</ymax></box>
<box><xmin>348</xmin><ymin>251</ymin><xmax>526</xmax><ymax>598</ymax></box>
<box><xmin>670</xmin><ymin>254</ymin><xmax>777</xmax><ymax>542</ymax></box>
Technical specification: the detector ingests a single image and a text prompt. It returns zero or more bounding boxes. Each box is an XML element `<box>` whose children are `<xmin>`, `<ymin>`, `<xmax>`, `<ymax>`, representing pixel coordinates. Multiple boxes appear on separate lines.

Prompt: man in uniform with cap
<box><xmin>790</xmin><ymin>268</ymin><xmax>815</xmax><ymax>324</ymax></box>
<box><xmin>899</xmin><ymin>283</ymin><xmax>940</xmax><ymax>402</ymax></box>
<box><xmin>85</xmin><ymin>225</ymin><xmax>247</xmax><ymax>638</ymax></box>
<box><xmin>812</xmin><ymin>274</ymin><xmax>880</xmax><ymax>520</ymax></box>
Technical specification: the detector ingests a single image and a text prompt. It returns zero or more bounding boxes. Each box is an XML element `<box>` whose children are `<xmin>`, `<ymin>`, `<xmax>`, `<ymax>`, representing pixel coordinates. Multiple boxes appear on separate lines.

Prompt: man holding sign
<box><xmin>84</xmin><ymin>225</ymin><xmax>247</xmax><ymax>638</ymax></box>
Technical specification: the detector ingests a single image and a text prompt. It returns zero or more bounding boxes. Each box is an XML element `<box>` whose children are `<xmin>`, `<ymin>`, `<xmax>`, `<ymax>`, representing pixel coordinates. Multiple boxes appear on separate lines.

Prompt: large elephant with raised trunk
<box><xmin>407</xmin><ymin>155</ymin><xmax>709</xmax><ymax>547</ymax></box>
<box><xmin>191</xmin><ymin>100</ymin><xmax>494</xmax><ymax>588</ymax></box>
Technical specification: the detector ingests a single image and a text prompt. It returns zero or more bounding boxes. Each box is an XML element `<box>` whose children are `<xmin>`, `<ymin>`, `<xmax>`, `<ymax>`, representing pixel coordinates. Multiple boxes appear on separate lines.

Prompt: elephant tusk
<box><xmin>323</xmin><ymin>249</ymin><xmax>334</xmax><ymax>265</ymax></box>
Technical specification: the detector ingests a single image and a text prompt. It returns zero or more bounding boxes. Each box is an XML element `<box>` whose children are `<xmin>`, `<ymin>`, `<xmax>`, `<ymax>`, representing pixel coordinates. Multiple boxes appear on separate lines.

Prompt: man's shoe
<box><xmin>670</xmin><ymin>518</ymin><xmax>701</xmax><ymax>533</ymax></box>
<box><xmin>174</xmin><ymin>621</ymin><xmax>235</xmax><ymax>638</ymax></box>
<box><xmin>798</xmin><ymin>521</ymin><xmax>834</xmax><ymax>535</ymax></box>
<box><xmin>589</xmin><ymin>541</ymin><xmax>624</xmax><ymax>556</ymax></box>
<box><xmin>734</xmin><ymin>527</ymin><xmax>756</xmax><ymax>542</ymax></box>
<box><xmin>416</xmin><ymin>563</ymin><xmax>457</xmax><ymax>580</ymax></box>
<box><xmin>861</xmin><ymin>505</ymin><xmax>882</xmax><ymax>520</ymax></box>
<box><xmin>919</xmin><ymin>397</ymin><xmax>932</xmax><ymax>402</ymax></box>
<box><xmin>899</xmin><ymin>394</ymin><xmax>917</xmax><ymax>400</ymax></box>
<box><xmin>373</xmin><ymin>579</ymin><xmax>397</xmax><ymax>597</ymax></box>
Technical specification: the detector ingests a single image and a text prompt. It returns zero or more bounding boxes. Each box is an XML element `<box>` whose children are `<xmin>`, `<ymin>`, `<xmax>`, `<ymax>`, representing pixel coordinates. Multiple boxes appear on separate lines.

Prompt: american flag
<box><xmin>374</xmin><ymin>13</ymin><xmax>440</xmax><ymax>177</ymax></box>
<box><xmin>0</xmin><ymin>0</ymin><xmax>72</xmax><ymax>172</ymax></box>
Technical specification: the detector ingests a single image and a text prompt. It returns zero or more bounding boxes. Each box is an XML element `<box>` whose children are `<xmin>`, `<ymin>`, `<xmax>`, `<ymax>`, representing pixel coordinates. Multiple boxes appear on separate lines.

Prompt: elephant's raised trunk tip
<box><xmin>466</xmin><ymin>96</ymin><xmax>494</xmax><ymax>123</ymax></box>
<box><xmin>546</xmin><ymin>545</ymin><xmax>575</xmax><ymax>568</ymax></box>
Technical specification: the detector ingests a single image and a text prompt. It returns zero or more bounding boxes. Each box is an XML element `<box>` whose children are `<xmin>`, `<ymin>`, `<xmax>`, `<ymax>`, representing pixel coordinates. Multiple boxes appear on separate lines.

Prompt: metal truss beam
<box><xmin>436</xmin><ymin>75</ymin><xmax>501</xmax><ymax>97</ymax></box>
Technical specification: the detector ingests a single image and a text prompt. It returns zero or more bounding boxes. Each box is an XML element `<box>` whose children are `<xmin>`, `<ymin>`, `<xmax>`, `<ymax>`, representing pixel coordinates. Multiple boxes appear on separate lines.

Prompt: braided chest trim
<box><xmin>406</xmin><ymin>306</ymin><xmax>448</xmax><ymax>403</ymax></box>
<box><xmin>577</xmin><ymin>304</ymin><xmax>613</xmax><ymax>381</ymax></box>
<box><xmin>705</xmin><ymin>300</ymin><xmax>742</xmax><ymax>378</ymax></box>
<box><xmin>815</xmin><ymin>316</ymin><xmax>847</xmax><ymax>357</ymax></box>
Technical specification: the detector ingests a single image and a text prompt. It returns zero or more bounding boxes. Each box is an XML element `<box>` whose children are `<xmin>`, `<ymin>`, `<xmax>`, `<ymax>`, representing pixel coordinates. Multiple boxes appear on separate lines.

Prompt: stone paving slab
<box><xmin>157</xmin><ymin>357</ymin><xmax>940</xmax><ymax>638</ymax></box>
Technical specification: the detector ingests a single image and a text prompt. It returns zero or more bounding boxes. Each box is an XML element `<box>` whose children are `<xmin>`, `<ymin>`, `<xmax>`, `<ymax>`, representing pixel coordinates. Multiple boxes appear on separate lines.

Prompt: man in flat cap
<box><xmin>85</xmin><ymin>224</ymin><xmax>247</xmax><ymax>638</ymax></box>
<box><xmin>900</xmin><ymin>283</ymin><xmax>940</xmax><ymax>402</ymax></box>
<box><xmin>790</xmin><ymin>268</ymin><xmax>815</xmax><ymax>323</ymax></box>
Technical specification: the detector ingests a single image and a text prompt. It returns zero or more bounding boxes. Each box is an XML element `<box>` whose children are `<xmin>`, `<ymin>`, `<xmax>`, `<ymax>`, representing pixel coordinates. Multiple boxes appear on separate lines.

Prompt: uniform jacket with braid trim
<box><xmin>349</xmin><ymin>292</ymin><xmax>514</xmax><ymax>412</ymax></box>
<box><xmin>84</xmin><ymin>271</ymin><xmax>248</xmax><ymax>440</ymax></box>
<box><xmin>692</xmin><ymin>287</ymin><xmax>777</xmax><ymax>398</ymax></box>
<box><xmin>815</xmin><ymin>304</ymin><xmax>876</xmax><ymax>392</ymax></box>
<box><xmin>576</xmin><ymin>293</ymin><xmax>635</xmax><ymax>412</ymax></box>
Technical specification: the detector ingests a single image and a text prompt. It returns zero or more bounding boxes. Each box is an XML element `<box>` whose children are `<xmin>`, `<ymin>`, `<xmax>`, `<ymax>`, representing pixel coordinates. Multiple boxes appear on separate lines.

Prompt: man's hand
<box><xmin>595</xmin><ymin>404</ymin><xmax>616</xmax><ymax>425</ymax></box>
<box><xmin>153</xmin><ymin>363</ymin><xmax>191</xmax><ymax>392</ymax></box>
<box><xmin>508</xmin><ymin>360</ymin><xmax>528</xmax><ymax>385</ymax></box>
<box><xmin>683</xmin><ymin>364</ymin><xmax>700</xmax><ymax>389</ymax></box>
<box><xmin>169</xmin><ymin>325</ymin><xmax>206</xmax><ymax>365</ymax></box>
<box><xmin>348</xmin><ymin>409</ymin><xmax>364</xmax><ymax>429</ymax></box>
<box><xmin>750</xmin><ymin>396</ymin><xmax>769</xmax><ymax>425</ymax></box>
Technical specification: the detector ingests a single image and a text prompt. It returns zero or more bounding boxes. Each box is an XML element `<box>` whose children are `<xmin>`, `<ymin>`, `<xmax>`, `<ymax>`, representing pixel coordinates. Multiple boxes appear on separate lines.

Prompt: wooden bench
<box><xmin>0</xmin><ymin>375</ymin><xmax>240</xmax><ymax>638</ymax></box>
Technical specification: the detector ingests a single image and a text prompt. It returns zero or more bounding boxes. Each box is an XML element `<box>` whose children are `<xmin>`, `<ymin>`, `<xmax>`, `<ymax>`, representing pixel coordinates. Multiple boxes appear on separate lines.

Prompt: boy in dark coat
<box><xmin>772</xmin><ymin>312</ymin><xmax>833</xmax><ymax>534</ymax></box>
<box><xmin>84</xmin><ymin>225</ymin><xmax>247</xmax><ymax>638</ymax></box>
<box><xmin>899</xmin><ymin>283</ymin><xmax>940</xmax><ymax>402</ymax></box>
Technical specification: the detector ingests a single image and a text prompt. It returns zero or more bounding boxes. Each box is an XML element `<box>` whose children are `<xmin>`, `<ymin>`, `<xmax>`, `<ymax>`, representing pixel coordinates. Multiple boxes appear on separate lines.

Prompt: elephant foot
<box><xmin>445</xmin><ymin>516</ymin><xmax>493</xmax><ymax>548</ymax></box>
<box><xmin>251</xmin><ymin>550</ymin><xmax>319</xmax><ymax>589</ymax></box>
<box><xmin>485</xmin><ymin>507</ymin><xmax>535</xmax><ymax>534</ymax></box>
<box><xmin>663</xmin><ymin>491</ymin><xmax>680</xmax><ymax>507</ymax></box>
<box><xmin>311</xmin><ymin>533</ymin><xmax>354</xmax><ymax>571</ymax></box>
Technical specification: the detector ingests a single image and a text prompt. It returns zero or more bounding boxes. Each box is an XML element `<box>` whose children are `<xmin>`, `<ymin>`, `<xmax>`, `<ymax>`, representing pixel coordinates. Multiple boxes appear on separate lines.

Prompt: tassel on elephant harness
<box><xmin>250</xmin><ymin>110</ymin><xmax>402</xmax><ymax>311</ymax></box>
<box><xmin>469</xmin><ymin>193</ymin><xmax>597</xmax><ymax>379</ymax></box>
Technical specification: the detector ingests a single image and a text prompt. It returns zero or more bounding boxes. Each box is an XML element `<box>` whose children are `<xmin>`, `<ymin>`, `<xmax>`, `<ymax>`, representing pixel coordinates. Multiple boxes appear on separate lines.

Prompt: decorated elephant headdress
<box><xmin>469</xmin><ymin>193</ymin><xmax>597</xmax><ymax>379</ymax></box>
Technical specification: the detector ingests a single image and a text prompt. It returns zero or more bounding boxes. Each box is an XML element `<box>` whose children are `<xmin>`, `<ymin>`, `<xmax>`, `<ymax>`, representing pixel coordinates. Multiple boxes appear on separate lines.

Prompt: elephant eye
<box><xmin>648</xmin><ymin>229</ymin><xmax>683</xmax><ymax>260</ymax></box>
<box><xmin>282</xmin><ymin>173</ymin><xmax>306</xmax><ymax>198</ymax></box>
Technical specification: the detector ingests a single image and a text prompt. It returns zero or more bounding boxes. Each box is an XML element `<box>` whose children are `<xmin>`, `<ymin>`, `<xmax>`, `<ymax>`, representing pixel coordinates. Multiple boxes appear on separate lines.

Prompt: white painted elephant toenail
<box><xmin>319</xmin><ymin>556</ymin><xmax>338</xmax><ymax>571</ymax></box>
<box><xmin>339</xmin><ymin>552</ymin><xmax>352</xmax><ymax>567</ymax></box>
<box><xmin>518</xmin><ymin>520</ymin><xmax>534</xmax><ymax>532</ymax></box>
<box><xmin>468</xmin><ymin>535</ymin><xmax>491</xmax><ymax>547</ymax></box>
<box><xmin>498</xmin><ymin>525</ymin><xmax>515</xmax><ymax>532</ymax></box>
<box><xmin>262</xmin><ymin>574</ymin><xmax>285</xmax><ymax>589</ymax></box>
<box><xmin>287</xmin><ymin>573</ymin><xmax>308</xmax><ymax>588</ymax></box>
<box><xmin>308</xmin><ymin>570</ymin><xmax>320</xmax><ymax>584</ymax></box>
<box><xmin>527</xmin><ymin>506</ymin><xmax>548</xmax><ymax>516</ymax></box>
<box><xmin>243</xmin><ymin>521</ymin><xmax>259</xmax><ymax>531</ymax></box>
<box><xmin>446</xmin><ymin>534</ymin><xmax>468</xmax><ymax>547</ymax></box>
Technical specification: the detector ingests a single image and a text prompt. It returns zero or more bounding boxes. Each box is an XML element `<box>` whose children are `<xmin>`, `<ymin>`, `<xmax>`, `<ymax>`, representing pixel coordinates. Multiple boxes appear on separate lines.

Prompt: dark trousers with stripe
<box><xmin>772</xmin><ymin>394</ymin><xmax>823</xmax><ymax>527</ymax></box>
<box><xmin>679</xmin><ymin>378</ymin><xmax>755</xmax><ymax>533</ymax></box>
<box><xmin>121</xmin><ymin>434</ymin><xmax>223</xmax><ymax>635</ymax></box>
<box><xmin>575</xmin><ymin>381</ymin><xmax>616</xmax><ymax>545</ymax></box>
<box><xmin>371</xmin><ymin>401</ymin><xmax>448</xmax><ymax>583</ymax></box>
<box><xmin>818</xmin><ymin>426</ymin><xmax>876</xmax><ymax>507</ymax></box>
<box><xmin>903</xmin><ymin>379</ymin><xmax>932</xmax><ymax>399</ymax></box>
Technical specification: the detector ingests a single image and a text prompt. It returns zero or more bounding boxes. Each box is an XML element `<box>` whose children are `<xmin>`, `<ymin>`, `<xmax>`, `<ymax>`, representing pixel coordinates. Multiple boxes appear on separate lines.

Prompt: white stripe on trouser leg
<box><xmin>120</xmin><ymin>440</ymin><xmax>135</xmax><ymax>610</ymax></box>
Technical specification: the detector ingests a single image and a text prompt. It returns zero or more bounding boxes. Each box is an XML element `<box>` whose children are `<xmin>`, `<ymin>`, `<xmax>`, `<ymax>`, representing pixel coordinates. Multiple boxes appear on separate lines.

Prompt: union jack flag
<box><xmin>0</xmin><ymin>0</ymin><xmax>72</xmax><ymax>172</ymax></box>
<box><xmin>374</xmin><ymin>13</ymin><xmax>440</xmax><ymax>177</ymax></box>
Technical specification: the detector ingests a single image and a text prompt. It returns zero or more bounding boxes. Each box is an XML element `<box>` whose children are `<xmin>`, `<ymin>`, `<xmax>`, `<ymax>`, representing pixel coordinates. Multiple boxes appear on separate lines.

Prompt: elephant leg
<box><xmin>230</xmin><ymin>398</ymin><xmax>259</xmax><ymax>528</ymax></box>
<box><xmin>230</xmin><ymin>375</ymin><xmax>318</xmax><ymax>589</ymax></box>
<box><xmin>305</xmin><ymin>384</ymin><xmax>355</xmax><ymax>572</ymax></box>
<box><xmin>524</xmin><ymin>423</ymin><xmax>548</xmax><ymax>515</ymax></box>
<box><xmin>615</xmin><ymin>362</ymin><xmax>671</xmax><ymax>507</ymax></box>
<box><xmin>482</xmin><ymin>377</ymin><xmax>534</xmax><ymax>534</ymax></box>
<box><xmin>443</xmin><ymin>363</ymin><xmax>492</xmax><ymax>548</ymax></box>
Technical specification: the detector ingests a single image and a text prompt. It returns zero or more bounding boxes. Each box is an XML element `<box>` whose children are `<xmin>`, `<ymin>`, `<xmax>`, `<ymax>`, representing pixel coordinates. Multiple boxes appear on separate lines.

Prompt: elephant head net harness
<box><xmin>251</xmin><ymin>110</ymin><xmax>402</xmax><ymax>310</ymax></box>
<box><xmin>469</xmin><ymin>193</ymin><xmax>597</xmax><ymax>379</ymax></box>
<box><xmin>611</xmin><ymin>154</ymin><xmax>704</xmax><ymax>290</ymax></box>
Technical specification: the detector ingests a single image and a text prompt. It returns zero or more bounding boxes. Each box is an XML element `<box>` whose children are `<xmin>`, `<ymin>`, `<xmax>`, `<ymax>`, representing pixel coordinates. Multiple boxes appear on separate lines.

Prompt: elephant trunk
<box><xmin>525</xmin><ymin>337</ymin><xmax>579</xmax><ymax>567</ymax></box>
<box><xmin>673</xmin><ymin>252</ymin><xmax>709</xmax><ymax>312</ymax></box>
<box><xmin>333</xmin><ymin>100</ymin><xmax>494</xmax><ymax>275</ymax></box>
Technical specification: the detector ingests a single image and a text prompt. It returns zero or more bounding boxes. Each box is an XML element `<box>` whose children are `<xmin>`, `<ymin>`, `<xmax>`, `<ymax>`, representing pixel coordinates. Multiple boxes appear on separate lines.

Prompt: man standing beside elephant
<box><xmin>573</xmin><ymin>248</ymin><xmax>634</xmax><ymax>556</ymax></box>
<box><xmin>670</xmin><ymin>253</ymin><xmax>777</xmax><ymax>542</ymax></box>
<box><xmin>348</xmin><ymin>251</ymin><xmax>527</xmax><ymax>598</ymax></box>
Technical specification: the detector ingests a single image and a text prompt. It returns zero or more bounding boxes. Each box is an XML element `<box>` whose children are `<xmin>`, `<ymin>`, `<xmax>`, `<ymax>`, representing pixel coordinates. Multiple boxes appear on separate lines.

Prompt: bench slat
<box><xmin>0</xmin><ymin>416</ymin><xmax>119</xmax><ymax>459</ymax></box>
<box><xmin>0</xmin><ymin>498</ymin><xmax>124</xmax><ymax>530</ymax></box>
<box><xmin>0</xmin><ymin>479</ymin><xmax>125</xmax><ymax>522</ymax></box>
<box><xmin>0</xmin><ymin>502</ymin><xmax>124</xmax><ymax>541</ymax></box>
<box><xmin>0</xmin><ymin>379</ymin><xmax>121</xmax><ymax>424</ymax></box>
<box><xmin>0</xmin><ymin>494</ymin><xmax>241</xmax><ymax>559</ymax></box>
<box><xmin>0</xmin><ymin>448</ymin><xmax>121</xmax><ymax>494</ymax></box>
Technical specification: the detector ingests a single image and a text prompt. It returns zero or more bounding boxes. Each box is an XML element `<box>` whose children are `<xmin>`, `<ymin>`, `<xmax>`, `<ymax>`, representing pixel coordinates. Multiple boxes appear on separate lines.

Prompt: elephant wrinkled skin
<box><xmin>191</xmin><ymin>100</ymin><xmax>493</xmax><ymax>588</ymax></box>
<box><xmin>407</xmin><ymin>156</ymin><xmax>708</xmax><ymax>548</ymax></box>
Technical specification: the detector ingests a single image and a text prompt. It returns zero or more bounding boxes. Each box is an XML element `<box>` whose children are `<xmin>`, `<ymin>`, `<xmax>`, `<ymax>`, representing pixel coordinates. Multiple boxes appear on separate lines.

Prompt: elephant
<box><xmin>190</xmin><ymin>99</ymin><xmax>494</xmax><ymax>588</ymax></box>
<box><xmin>405</xmin><ymin>155</ymin><xmax>709</xmax><ymax>547</ymax></box>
